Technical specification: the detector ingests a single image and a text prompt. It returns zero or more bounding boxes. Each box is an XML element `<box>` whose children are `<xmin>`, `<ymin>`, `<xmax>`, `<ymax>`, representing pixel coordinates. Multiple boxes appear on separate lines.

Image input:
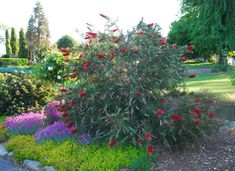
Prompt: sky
<box><xmin>0</xmin><ymin>0</ymin><xmax>181</xmax><ymax>54</ymax></box>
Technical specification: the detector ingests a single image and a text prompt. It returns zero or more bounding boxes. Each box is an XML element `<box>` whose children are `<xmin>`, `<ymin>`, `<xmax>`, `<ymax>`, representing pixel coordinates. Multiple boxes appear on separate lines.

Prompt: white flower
<box><xmin>48</xmin><ymin>66</ymin><xmax>53</xmax><ymax>71</ymax></box>
<box><xmin>57</xmin><ymin>75</ymin><xmax>61</xmax><ymax>80</ymax></box>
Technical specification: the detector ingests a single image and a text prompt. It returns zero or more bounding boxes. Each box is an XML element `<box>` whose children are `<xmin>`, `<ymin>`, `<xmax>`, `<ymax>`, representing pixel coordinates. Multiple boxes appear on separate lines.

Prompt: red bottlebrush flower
<box><xmin>113</xmin><ymin>38</ymin><xmax>120</xmax><ymax>44</ymax></box>
<box><xmin>137</xmin><ymin>137</ymin><xmax>142</xmax><ymax>145</ymax></box>
<box><xmin>188</xmin><ymin>73</ymin><xmax>196</xmax><ymax>78</ymax></box>
<box><xmin>112</xmin><ymin>29</ymin><xmax>118</xmax><ymax>32</ymax></box>
<box><xmin>87</xmin><ymin>39</ymin><xmax>92</xmax><ymax>46</ymax></box>
<box><xmin>109</xmin><ymin>139</ymin><xmax>116</xmax><ymax>148</ymax></box>
<box><xmin>138</xmin><ymin>31</ymin><xmax>144</xmax><ymax>35</ymax></box>
<box><xmin>181</xmin><ymin>57</ymin><xmax>188</xmax><ymax>61</ymax></box>
<box><xmin>131</xmin><ymin>47</ymin><xmax>137</xmax><ymax>53</ymax></box>
<box><xmin>60</xmin><ymin>48</ymin><xmax>68</xmax><ymax>53</ymax></box>
<box><xmin>147</xmin><ymin>34</ymin><xmax>154</xmax><ymax>38</ymax></box>
<box><xmin>76</xmin><ymin>53</ymin><xmax>83</xmax><ymax>60</ymax></box>
<box><xmin>172</xmin><ymin>114</ymin><xmax>182</xmax><ymax>122</ymax></box>
<box><xmin>60</xmin><ymin>87</ymin><xmax>69</xmax><ymax>93</ymax></box>
<box><xmin>156</xmin><ymin>109</ymin><xmax>164</xmax><ymax>117</ymax></box>
<box><xmin>187</xmin><ymin>45</ymin><xmax>193</xmax><ymax>51</ymax></box>
<box><xmin>194</xmin><ymin>119</ymin><xmax>201</xmax><ymax>126</ymax></box>
<box><xmin>63</xmin><ymin>51</ymin><xmax>70</xmax><ymax>57</ymax></box>
<box><xmin>172</xmin><ymin>44</ymin><xmax>177</xmax><ymax>48</ymax></box>
<box><xmin>145</xmin><ymin>132</ymin><xmax>151</xmax><ymax>140</ymax></box>
<box><xmin>79</xmin><ymin>91</ymin><xmax>86</xmax><ymax>97</ymax></box>
<box><xmin>69</xmin><ymin>73</ymin><xmax>77</xmax><ymax>79</ymax></box>
<box><xmin>100</xmin><ymin>13</ymin><xmax>109</xmax><ymax>19</ymax></box>
<box><xmin>64</xmin><ymin>57</ymin><xmax>70</xmax><ymax>62</ymax></box>
<box><xmin>195</xmin><ymin>98</ymin><xmax>201</xmax><ymax>103</ymax></box>
<box><xmin>157</xmin><ymin>34</ymin><xmax>161</xmax><ymax>37</ymax></box>
<box><xmin>208</xmin><ymin>113</ymin><xmax>216</xmax><ymax>118</ymax></box>
<box><xmin>62</xmin><ymin>112</ymin><xmax>68</xmax><ymax>118</ymax></box>
<box><xmin>82</xmin><ymin>60</ymin><xmax>89</xmax><ymax>71</ymax></box>
<box><xmin>136</xmin><ymin>91</ymin><xmax>142</xmax><ymax>97</ymax></box>
<box><xmin>63</xmin><ymin>74</ymin><xmax>68</xmax><ymax>78</ymax></box>
<box><xmin>147</xmin><ymin>23</ymin><xmax>154</xmax><ymax>28</ymax></box>
<box><xmin>97</xmin><ymin>54</ymin><xmax>105</xmax><ymax>58</ymax></box>
<box><xmin>121</xmin><ymin>48</ymin><xmax>126</xmax><ymax>53</ymax></box>
<box><xmin>160</xmin><ymin>39</ymin><xmax>167</xmax><ymax>45</ymax></box>
<box><xmin>66</xmin><ymin>122</ymin><xmax>73</xmax><ymax>129</ymax></box>
<box><xmin>87</xmin><ymin>32</ymin><xmax>97</xmax><ymax>39</ymax></box>
<box><xmin>99</xmin><ymin>37</ymin><xmax>104</xmax><ymax>42</ymax></box>
<box><xmin>161</xmin><ymin>99</ymin><xmax>168</xmax><ymax>105</ymax></box>
<box><xmin>73</xmin><ymin>69</ymin><xmax>78</xmax><ymax>72</ymax></box>
<box><xmin>193</xmin><ymin>108</ymin><xmax>202</xmax><ymax>116</ymax></box>
<box><xmin>147</xmin><ymin>145</ymin><xmax>153</xmax><ymax>154</ymax></box>
<box><xmin>70</xmin><ymin>127</ymin><xmax>78</xmax><ymax>135</ymax></box>
<box><xmin>70</xmin><ymin>101</ymin><xmax>75</xmax><ymax>106</ymax></box>
<box><xmin>106</xmin><ymin>117</ymin><xmax>112</xmax><ymax>122</ymax></box>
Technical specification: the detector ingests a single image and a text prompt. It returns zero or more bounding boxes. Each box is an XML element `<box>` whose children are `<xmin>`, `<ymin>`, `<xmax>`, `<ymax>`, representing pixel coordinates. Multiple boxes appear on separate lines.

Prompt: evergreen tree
<box><xmin>26</xmin><ymin>1</ymin><xmax>50</xmax><ymax>61</ymax></box>
<box><xmin>10</xmin><ymin>27</ymin><xmax>19</xmax><ymax>56</ymax></box>
<box><xmin>57</xmin><ymin>35</ymin><xmax>78</xmax><ymax>50</ymax></box>
<box><xmin>18</xmin><ymin>28</ymin><xmax>28</xmax><ymax>58</ymax></box>
<box><xmin>5</xmin><ymin>29</ymin><xmax>12</xmax><ymax>56</ymax></box>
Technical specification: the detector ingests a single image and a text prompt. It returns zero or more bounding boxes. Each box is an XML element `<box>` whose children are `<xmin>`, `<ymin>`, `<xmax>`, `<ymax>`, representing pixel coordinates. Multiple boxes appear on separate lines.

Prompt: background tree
<box><xmin>10</xmin><ymin>27</ymin><xmax>19</xmax><ymax>56</ymax></box>
<box><xmin>18</xmin><ymin>28</ymin><xmax>28</xmax><ymax>58</ymax></box>
<box><xmin>57</xmin><ymin>35</ymin><xmax>78</xmax><ymax>50</ymax></box>
<box><xmin>5</xmin><ymin>29</ymin><xmax>12</xmax><ymax>56</ymax></box>
<box><xmin>0</xmin><ymin>24</ymin><xmax>8</xmax><ymax>45</ymax></box>
<box><xmin>180</xmin><ymin>0</ymin><xmax>235</xmax><ymax>67</ymax></box>
<box><xmin>26</xmin><ymin>1</ymin><xmax>50</xmax><ymax>61</ymax></box>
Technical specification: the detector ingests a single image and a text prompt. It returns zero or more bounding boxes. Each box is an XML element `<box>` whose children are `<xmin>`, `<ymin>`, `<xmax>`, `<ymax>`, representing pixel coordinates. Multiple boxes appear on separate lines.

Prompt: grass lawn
<box><xmin>183</xmin><ymin>62</ymin><xmax>214</xmax><ymax>69</ymax></box>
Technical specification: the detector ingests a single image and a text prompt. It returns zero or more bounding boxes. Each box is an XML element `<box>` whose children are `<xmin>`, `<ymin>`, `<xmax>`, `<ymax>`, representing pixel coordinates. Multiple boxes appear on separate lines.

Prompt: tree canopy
<box><xmin>57</xmin><ymin>35</ymin><xmax>78</xmax><ymax>50</ymax></box>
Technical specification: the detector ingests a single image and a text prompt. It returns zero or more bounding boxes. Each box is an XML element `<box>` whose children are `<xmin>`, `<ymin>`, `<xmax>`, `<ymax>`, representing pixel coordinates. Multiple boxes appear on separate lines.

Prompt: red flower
<box><xmin>147</xmin><ymin>34</ymin><xmax>154</xmax><ymax>38</ymax></box>
<box><xmin>147</xmin><ymin>23</ymin><xmax>154</xmax><ymax>28</ymax></box>
<box><xmin>137</xmin><ymin>137</ymin><xmax>142</xmax><ymax>145</ymax></box>
<box><xmin>187</xmin><ymin>45</ymin><xmax>193</xmax><ymax>51</ymax></box>
<box><xmin>97</xmin><ymin>54</ymin><xmax>105</xmax><ymax>58</ymax></box>
<box><xmin>188</xmin><ymin>73</ymin><xmax>196</xmax><ymax>78</ymax></box>
<box><xmin>138</xmin><ymin>31</ymin><xmax>144</xmax><ymax>35</ymax></box>
<box><xmin>194</xmin><ymin>119</ymin><xmax>201</xmax><ymax>126</ymax></box>
<box><xmin>70</xmin><ymin>101</ymin><xmax>75</xmax><ymax>106</ymax></box>
<box><xmin>69</xmin><ymin>73</ymin><xmax>77</xmax><ymax>79</ymax></box>
<box><xmin>156</xmin><ymin>109</ymin><xmax>164</xmax><ymax>117</ymax></box>
<box><xmin>194</xmin><ymin>98</ymin><xmax>201</xmax><ymax>103</ymax></box>
<box><xmin>106</xmin><ymin>117</ymin><xmax>112</xmax><ymax>122</ymax></box>
<box><xmin>160</xmin><ymin>39</ymin><xmax>167</xmax><ymax>45</ymax></box>
<box><xmin>131</xmin><ymin>47</ymin><xmax>137</xmax><ymax>53</ymax></box>
<box><xmin>100</xmin><ymin>13</ymin><xmax>109</xmax><ymax>19</ymax></box>
<box><xmin>60</xmin><ymin>87</ymin><xmax>69</xmax><ymax>93</ymax></box>
<box><xmin>112</xmin><ymin>29</ymin><xmax>118</xmax><ymax>32</ymax></box>
<box><xmin>86</xmin><ymin>32</ymin><xmax>97</xmax><ymax>39</ymax></box>
<box><xmin>64</xmin><ymin>57</ymin><xmax>70</xmax><ymax>62</ymax></box>
<box><xmin>109</xmin><ymin>139</ymin><xmax>116</xmax><ymax>148</ymax></box>
<box><xmin>208</xmin><ymin>113</ymin><xmax>216</xmax><ymax>118</ymax></box>
<box><xmin>70</xmin><ymin>127</ymin><xmax>78</xmax><ymax>135</ymax></box>
<box><xmin>82</xmin><ymin>60</ymin><xmax>89</xmax><ymax>71</ymax></box>
<box><xmin>121</xmin><ymin>48</ymin><xmax>126</xmax><ymax>53</ymax></box>
<box><xmin>157</xmin><ymin>34</ymin><xmax>161</xmax><ymax>37</ymax></box>
<box><xmin>76</xmin><ymin>53</ymin><xmax>83</xmax><ymax>60</ymax></box>
<box><xmin>172</xmin><ymin>114</ymin><xmax>182</xmax><ymax>122</ymax></box>
<box><xmin>136</xmin><ymin>91</ymin><xmax>142</xmax><ymax>97</ymax></box>
<box><xmin>172</xmin><ymin>44</ymin><xmax>177</xmax><ymax>48</ymax></box>
<box><xmin>181</xmin><ymin>57</ymin><xmax>188</xmax><ymax>61</ymax></box>
<box><xmin>63</xmin><ymin>52</ymin><xmax>70</xmax><ymax>57</ymax></box>
<box><xmin>60</xmin><ymin>48</ymin><xmax>68</xmax><ymax>53</ymax></box>
<box><xmin>161</xmin><ymin>99</ymin><xmax>168</xmax><ymax>105</ymax></box>
<box><xmin>62</xmin><ymin>112</ymin><xmax>68</xmax><ymax>118</ymax></box>
<box><xmin>79</xmin><ymin>91</ymin><xmax>86</xmax><ymax>97</ymax></box>
<box><xmin>66</xmin><ymin>122</ymin><xmax>73</xmax><ymax>129</ymax></box>
<box><xmin>193</xmin><ymin>108</ymin><xmax>202</xmax><ymax>116</ymax></box>
<box><xmin>147</xmin><ymin>145</ymin><xmax>153</xmax><ymax>154</ymax></box>
<box><xmin>145</xmin><ymin>132</ymin><xmax>151</xmax><ymax>140</ymax></box>
<box><xmin>63</xmin><ymin>74</ymin><xmax>68</xmax><ymax>78</ymax></box>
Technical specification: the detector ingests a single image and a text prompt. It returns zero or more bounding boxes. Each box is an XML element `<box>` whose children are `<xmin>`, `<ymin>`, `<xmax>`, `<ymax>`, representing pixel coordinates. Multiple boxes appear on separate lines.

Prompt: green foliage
<box><xmin>10</xmin><ymin>28</ymin><xmax>19</xmax><ymax>55</ymax></box>
<box><xmin>211</xmin><ymin>64</ymin><xmax>230</xmax><ymax>72</ymax></box>
<box><xmin>5</xmin><ymin>136</ymin><xmax>145</xmax><ymax>171</ymax></box>
<box><xmin>0</xmin><ymin>116</ymin><xmax>6</xmax><ymax>124</ymax></box>
<box><xmin>18</xmin><ymin>28</ymin><xmax>28</xmax><ymax>58</ymax></box>
<box><xmin>0</xmin><ymin>72</ymin><xmax>57</xmax><ymax>116</ymax></box>
<box><xmin>0</xmin><ymin>126</ymin><xmax>9</xmax><ymax>143</ymax></box>
<box><xmin>0</xmin><ymin>58</ymin><xmax>28</xmax><ymax>66</ymax></box>
<box><xmin>230</xmin><ymin>72</ymin><xmax>235</xmax><ymax>85</ymax></box>
<box><xmin>129</xmin><ymin>155</ymin><xmax>153</xmax><ymax>171</ymax></box>
<box><xmin>0</xmin><ymin>66</ymin><xmax>30</xmax><ymax>74</ymax></box>
<box><xmin>32</xmin><ymin>51</ymin><xmax>67</xmax><ymax>83</ymax></box>
<box><xmin>57</xmin><ymin>35</ymin><xmax>78</xmax><ymax>50</ymax></box>
<box><xmin>5</xmin><ymin>29</ymin><xmax>12</xmax><ymax>56</ymax></box>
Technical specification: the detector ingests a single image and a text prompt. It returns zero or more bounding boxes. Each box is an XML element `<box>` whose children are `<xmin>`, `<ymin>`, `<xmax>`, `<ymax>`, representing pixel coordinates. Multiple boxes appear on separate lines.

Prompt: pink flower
<box><xmin>172</xmin><ymin>44</ymin><xmax>177</xmax><ymax>48</ymax></box>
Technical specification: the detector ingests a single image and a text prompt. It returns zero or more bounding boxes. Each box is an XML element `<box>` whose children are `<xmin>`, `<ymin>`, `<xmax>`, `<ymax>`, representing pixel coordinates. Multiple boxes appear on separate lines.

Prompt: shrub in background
<box><xmin>3</xmin><ymin>112</ymin><xmax>46</xmax><ymax>135</ymax></box>
<box><xmin>0</xmin><ymin>72</ymin><xmax>57</xmax><ymax>116</ymax></box>
<box><xmin>230</xmin><ymin>72</ymin><xmax>235</xmax><ymax>85</ymax></box>
<box><xmin>0</xmin><ymin>126</ymin><xmax>9</xmax><ymax>143</ymax></box>
<box><xmin>0</xmin><ymin>58</ymin><xmax>28</xmax><ymax>66</ymax></box>
<box><xmin>35</xmin><ymin>121</ymin><xmax>74</xmax><ymax>143</ymax></box>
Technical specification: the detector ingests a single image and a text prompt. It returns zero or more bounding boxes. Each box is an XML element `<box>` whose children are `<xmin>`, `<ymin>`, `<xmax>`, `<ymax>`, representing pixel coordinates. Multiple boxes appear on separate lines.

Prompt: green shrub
<box><xmin>211</xmin><ymin>63</ymin><xmax>231</xmax><ymax>72</ymax></box>
<box><xmin>0</xmin><ymin>126</ymin><xmax>9</xmax><ymax>143</ymax></box>
<box><xmin>0</xmin><ymin>66</ymin><xmax>30</xmax><ymax>74</ymax></box>
<box><xmin>231</xmin><ymin>72</ymin><xmax>235</xmax><ymax>85</ymax></box>
<box><xmin>0</xmin><ymin>72</ymin><xmax>58</xmax><ymax>116</ymax></box>
<box><xmin>129</xmin><ymin>155</ymin><xmax>153</xmax><ymax>171</ymax></box>
<box><xmin>0</xmin><ymin>58</ymin><xmax>28</xmax><ymax>66</ymax></box>
<box><xmin>5</xmin><ymin>135</ymin><xmax>145</xmax><ymax>171</ymax></box>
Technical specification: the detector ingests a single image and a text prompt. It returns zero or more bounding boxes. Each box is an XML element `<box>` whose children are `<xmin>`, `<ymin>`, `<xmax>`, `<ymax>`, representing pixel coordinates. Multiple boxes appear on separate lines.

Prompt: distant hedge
<box><xmin>0</xmin><ymin>58</ymin><xmax>28</xmax><ymax>66</ymax></box>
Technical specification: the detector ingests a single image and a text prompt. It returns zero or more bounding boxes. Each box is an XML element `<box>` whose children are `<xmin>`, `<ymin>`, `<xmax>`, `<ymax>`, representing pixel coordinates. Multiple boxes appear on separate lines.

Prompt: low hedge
<box><xmin>0</xmin><ymin>58</ymin><xmax>28</xmax><ymax>66</ymax></box>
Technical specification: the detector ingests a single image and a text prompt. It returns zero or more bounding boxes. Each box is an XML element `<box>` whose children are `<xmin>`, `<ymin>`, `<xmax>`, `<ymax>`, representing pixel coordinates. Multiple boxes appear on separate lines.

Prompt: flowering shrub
<box><xmin>0</xmin><ymin>72</ymin><xmax>57</xmax><ymax>116</ymax></box>
<box><xmin>59</xmin><ymin>14</ymin><xmax>220</xmax><ymax>150</ymax></box>
<box><xmin>35</xmin><ymin>121</ymin><xmax>75</xmax><ymax>143</ymax></box>
<box><xmin>3</xmin><ymin>112</ymin><xmax>46</xmax><ymax>135</ymax></box>
<box><xmin>44</xmin><ymin>101</ymin><xmax>63</xmax><ymax>124</ymax></box>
